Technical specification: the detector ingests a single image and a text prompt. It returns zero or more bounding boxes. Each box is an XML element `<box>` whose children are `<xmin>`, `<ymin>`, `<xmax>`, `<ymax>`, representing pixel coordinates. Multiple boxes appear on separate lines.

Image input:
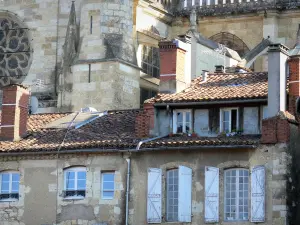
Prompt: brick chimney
<box><xmin>159</xmin><ymin>39</ymin><xmax>187</xmax><ymax>93</ymax></box>
<box><xmin>0</xmin><ymin>85</ymin><xmax>30</xmax><ymax>141</ymax></box>
<box><xmin>288</xmin><ymin>56</ymin><xmax>300</xmax><ymax>115</ymax></box>
<box><xmin>135</xmin><ymin>102</ymin><xmax>155</xmax><ymax>138</ymax></box>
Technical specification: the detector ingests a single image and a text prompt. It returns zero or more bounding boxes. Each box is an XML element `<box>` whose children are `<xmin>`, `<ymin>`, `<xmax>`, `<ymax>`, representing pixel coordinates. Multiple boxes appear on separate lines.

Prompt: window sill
<box><xmin>0</xmin><ymin>198</ymin><xmax>19</xmax><ymax>202</ymax></box>
<box><xmin>62</xmin><ymin>196</ymin><xmax>85</xmax><ymax>201</ymax></box>
<box><xmin>101</xmin><ymin>198</ymin><xmax>114</xmax><ymax>200</ymax></box>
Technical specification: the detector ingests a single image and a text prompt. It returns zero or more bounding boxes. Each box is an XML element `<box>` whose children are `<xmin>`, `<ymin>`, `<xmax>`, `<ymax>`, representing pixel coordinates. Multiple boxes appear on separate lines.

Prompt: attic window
<box><xmin>220</xmin><ymin>108</ymin><xmax>238</xmax><ymax>133</ymax></box>
<box><xmin>172</xmin><ymin>109</ymin><xmax>192</xmax><ymax>134</ymax></box>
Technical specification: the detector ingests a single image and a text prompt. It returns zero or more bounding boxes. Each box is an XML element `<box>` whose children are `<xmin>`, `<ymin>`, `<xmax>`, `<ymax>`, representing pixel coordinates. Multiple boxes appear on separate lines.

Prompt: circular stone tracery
<box><xmin>0</xmin><ymin>17</ymin><xmax>32</xmax><ymax>87</ymax></box>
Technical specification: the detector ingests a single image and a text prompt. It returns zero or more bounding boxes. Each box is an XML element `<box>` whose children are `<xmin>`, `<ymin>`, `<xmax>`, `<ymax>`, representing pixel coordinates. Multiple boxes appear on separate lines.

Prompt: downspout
<box><xmin>125</xmin><ymin>158</ymin><xmax>131</xmax><ymax>225</ymax></box>
<box><xmin>125</xmin><ymin>135</ymin><xmax>167</xmax><ymax>225</ymax></box>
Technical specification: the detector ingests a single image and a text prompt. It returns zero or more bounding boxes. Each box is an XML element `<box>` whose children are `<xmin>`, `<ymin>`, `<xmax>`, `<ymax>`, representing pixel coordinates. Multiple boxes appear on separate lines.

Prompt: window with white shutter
<box><xmin>224</xmin><ymin>168</ymin><xmax>249</xmax><ymax>221</ymax></box>
<box><xmin>147</xmin><ymin>168</ymin><xmax>162</xmax><ymax>224</ymax></box>
<box><xmin>205</xmin><ymin>167</ymin><xmax>219</xmax><ymax>223</ymax></box>
<box><xmin>178</xmin><ymin>166</ymin><xmax>192</xmax><ymax>222</ymax></box>
<box><xmin>251</xmin><ymin>166</ymin><xmax>265</xmax><ymax>223</ymax></box>
<box><xmin>166</xmin><ymin>166</ymin><xmax>192</xmax><ymax>223</ymax></box>
<box><xmin>166</xmin><ymin>169</ymin><xmax>179</xmax><ymax>222</ymax></box>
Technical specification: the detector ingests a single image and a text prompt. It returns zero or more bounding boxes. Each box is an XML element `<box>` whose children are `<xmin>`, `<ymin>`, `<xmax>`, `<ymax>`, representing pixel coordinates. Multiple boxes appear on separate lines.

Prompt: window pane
<box><xmin>1</xmin><ymin>174</ymin><xmax>9</xmax><ymax>182</ymax></box>
<box><xmin>103</xmin><ymin>191</ymin><xmax>114</xmax><ymax>199</ymax></box>
<box><xmin>186</xmin><ymin>112</ymin><xmax>191</xmax><ymax>123</ymax></box>
<box><xmin>66</xmin><ymin>171</ymin><xmax>75</xmax><ymax>179</ymax></box>
<box><xmin>223</xmin><ymin>121</ymin><xmax>230</xmax><ymax>132</ymax></box>
<box><xmin>177</xmin><ymin>112</ymin><xmax>183</xmax><ymax>123</ymax></box>
<box><xmin>12</xmin><ymin>174</ymin><xmax>19</xmax><ymax>182</ymax></box>
<box><xmin>1</xmin><ymin>182</ymin><xmax>9</xmax><ymax>193</ymax></box>
<box><xmin>185</xmin><ymin>122</ymin><xmax>190</xmax><ymax>133</ymax></box>
<box><xmin>103</xmin><ymin>173</ymin><xmax>114</xmax><ymax>182</ymax></box>
<box><xmin>231</xmin><ymin>109</ymin><xmax>237</xmax><ymax>131</ymax></box>
<box><xmin>223</xmin><ymin>111</ymin><xmax>230</xmax><ymax>121</ymax></box>
<box><xmin>11</xmin><ymin>182</ymin><xmax>19</xmax><ymax>192</ymax></box>
<box><xmin>77</xmin><ymin>171</ymin><xmax>86</xmax><ymax>180</ymax></box>
<box><xmin>167</xmin><ymin>169</ymin><xmax>179</xmax><ymax>222</ymax></box>
<box><xmin>103</xmin><ymin>182</ymin><xmax>114</xmax><ymax>190</ymax></box>
<box><xmin>77</xmin><ymin>179</ymin><xmax>86</xmax><ymax>190</ymax></box>
<box><xmin>66</xmin><ymin>179</ymin><xmax>75</xmax><ymax>190</ymax></box>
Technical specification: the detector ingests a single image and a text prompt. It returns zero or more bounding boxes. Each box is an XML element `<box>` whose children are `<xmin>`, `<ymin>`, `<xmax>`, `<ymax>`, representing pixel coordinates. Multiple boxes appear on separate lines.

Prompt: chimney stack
<box><xmin>215</xmin><ymin>65</ymin><xmax>225</xmax><ymax>73</ymax></box>
<box><xmin>267</xmin><ymin>44</ymin><xmax>289</xmax><ymax>117</ymax></box>
<box><xmin>0</xmin><ymin>85</ymin><xmax>30</xmax><ymax>141</ymax></box>
<box><xmin>159</xmin><ymin>39</ymin><xmax>187</xmax><ymax>93</ymax></box>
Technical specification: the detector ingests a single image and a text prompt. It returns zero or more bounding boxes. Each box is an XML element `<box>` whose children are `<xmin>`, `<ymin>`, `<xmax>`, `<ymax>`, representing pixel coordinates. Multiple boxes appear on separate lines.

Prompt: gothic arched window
<box><xmin>209</xmin><ymin>32</ymin><xmax>249</xmax><ymax>58</ymax></box>
<box><xmin>141</xmin><ymin>45</ymin><xmax>160</xmax><ymax>78</ymax></box>
<box><xmin>0</xmin><ymin>16</ymin><xmax>32</xmax><ymax>87</ymax></box>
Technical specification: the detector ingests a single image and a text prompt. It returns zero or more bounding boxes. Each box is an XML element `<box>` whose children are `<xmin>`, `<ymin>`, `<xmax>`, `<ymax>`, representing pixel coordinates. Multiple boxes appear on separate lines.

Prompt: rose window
<box><xmin>0</xmin><ymin>18</ymin><xmax>32</xmax><ymax>87</ymax></box>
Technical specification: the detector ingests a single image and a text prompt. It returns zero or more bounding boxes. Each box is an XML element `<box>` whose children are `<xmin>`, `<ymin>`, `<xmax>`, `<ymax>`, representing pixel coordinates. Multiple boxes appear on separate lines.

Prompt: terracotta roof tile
<box><xmin>142</xmin><ymin>135</ymin><xmax>260</xmax><ymax>149</ymax></box>
<box><xmin>148</xmin><ymin>72</ymin><xmax>268</xmax><ymax>103</ymax></box>
<box><xmin>0</xmin><ymin>109</ymin><xmax>259</xmax><ymax>153</ymax></box>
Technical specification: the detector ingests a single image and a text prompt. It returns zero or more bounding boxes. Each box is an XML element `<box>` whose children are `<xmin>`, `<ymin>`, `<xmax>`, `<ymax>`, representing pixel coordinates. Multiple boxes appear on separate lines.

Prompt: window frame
<box><xmin>172</xmin><ymin>109</ymin><xmax>192</xmax><ymax>134</ymax></box>
<box><xmin>141</xmin><ymin>45</ymin><xmax>160</xmax><ymax>78</ymax></box>
<box><xmin>166</xmin><ymin>168</ymin><xmax>179</xmax><ymax>222</ymax></box>
<box><xmin>101</xmin><ymin>172</ymin><xmax>115</xmax><ymax>200</ymax></box>
<box><xmin>0</xmin><ymin>171</ymin><xmax>20</xmax><ymax>202</ymax></box>
<box><xmin>63</xmin><ymin>166</ymin><xmax>86</xmax><ymax>200</ymax></box>
<box><xmin>224</xmin><ymin>168</ymin><xmax>249</xmax><ymax>221</ymax></box>
<box><xmin>220</xmin><ymin>108</ymin><xmax>239</xmax><ymax>133</ymax></box>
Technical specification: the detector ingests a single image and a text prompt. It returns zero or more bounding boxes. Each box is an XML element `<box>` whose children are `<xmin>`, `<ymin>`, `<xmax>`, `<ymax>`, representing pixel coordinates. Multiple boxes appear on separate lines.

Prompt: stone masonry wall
<box><xmin>130</xmin><ymin>144</ymin><xmax>289</xmax><ymax>225</ymax></box>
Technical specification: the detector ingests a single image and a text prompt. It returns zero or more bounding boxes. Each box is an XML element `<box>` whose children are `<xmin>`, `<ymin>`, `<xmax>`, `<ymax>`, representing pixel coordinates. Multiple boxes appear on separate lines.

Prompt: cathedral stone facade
<box><xmin>0</xmin><ymin>0</ymin><xmax>300</xmax><ymax>112</ymax></box>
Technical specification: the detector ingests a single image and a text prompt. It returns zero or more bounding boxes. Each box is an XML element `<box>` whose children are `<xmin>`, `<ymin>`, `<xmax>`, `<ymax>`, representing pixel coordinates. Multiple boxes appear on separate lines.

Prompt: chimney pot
<box><xmin>215</xmin><ymin>65</ymin><xmax>224</xmax><ymax>73</ymax></box>
<box><xmin>202</xmin><ymin>70</ymin><xmax>208</xmax><ymax>82</ymax></box>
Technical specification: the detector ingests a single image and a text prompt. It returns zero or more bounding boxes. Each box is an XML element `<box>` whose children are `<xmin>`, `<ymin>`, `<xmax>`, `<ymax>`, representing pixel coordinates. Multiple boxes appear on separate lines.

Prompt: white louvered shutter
<box><xmin>147</xmin><ymin>168</ymin><xmax>162</xmax><ymax>224</ymax></box>
<box><xmin>178</xmin><ymin>166</ymin><xmax>192</xmax><ymax>222</ymax></box>
<box><xmin>205</xmin><ymin>166</ymin><xmax>219</xmax><ymax>223</ymax></box>
<box><xmin>251</xmin><ymin>165</ymin><xmax>265</xmax><ymax>222</ymax></box>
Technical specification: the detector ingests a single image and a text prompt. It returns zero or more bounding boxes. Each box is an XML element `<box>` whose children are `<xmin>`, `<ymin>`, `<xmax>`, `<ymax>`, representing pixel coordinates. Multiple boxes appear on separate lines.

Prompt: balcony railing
<box><xmin>174</xmin><ymin>0</ymin><xmax>300</xmax><ymax>16</ymax></box>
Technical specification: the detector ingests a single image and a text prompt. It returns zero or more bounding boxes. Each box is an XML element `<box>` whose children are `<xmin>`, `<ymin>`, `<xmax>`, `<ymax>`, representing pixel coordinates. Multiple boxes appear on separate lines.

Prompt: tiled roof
<box><xmin>0</xmin><ymin>110</ymin><xmax>141</xmax><ymax>153</ymax></box>
<box><xmin>0</xmin><ymin>110</ymin><xmax>259</xmax><ymax>153</ymax></box>
<box><xmin>149</xmin><ymin>72</ymin><xmax>268</xmax><ymax>103</ymax></box>
<box><xmin>141</xmin><ymin>135</ymin><xmax>260</xmax><ymax>149</ymax></box>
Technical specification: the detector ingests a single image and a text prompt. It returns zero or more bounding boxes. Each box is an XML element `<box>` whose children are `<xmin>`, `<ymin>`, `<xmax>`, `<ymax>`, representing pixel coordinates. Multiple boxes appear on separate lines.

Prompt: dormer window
<box><xmin>173</xmin><ymin>110</ymin><xmax>192</xmax><ymax>134</ymax></box>
<box><xmin>220</xmin><ymin>108</ymin><xmax>239</xmax><ymax>133</ymax></box>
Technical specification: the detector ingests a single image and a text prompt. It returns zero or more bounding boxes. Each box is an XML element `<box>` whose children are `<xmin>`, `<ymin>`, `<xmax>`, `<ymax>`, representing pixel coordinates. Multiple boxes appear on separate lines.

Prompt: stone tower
<box><xmin>58</xmin><ymin>0</ymin><xmax>140</xmax><ymax>112</ymax></box>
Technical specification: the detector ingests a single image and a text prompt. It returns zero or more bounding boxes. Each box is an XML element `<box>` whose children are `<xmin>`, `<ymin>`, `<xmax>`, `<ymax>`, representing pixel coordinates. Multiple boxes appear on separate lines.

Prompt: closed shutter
<box><xmin>147</xmin><ymin>168</ymin><xmax>162</xmax><ymax>223</ymax></box>
<box><xmin>243</xmin><ymin>107</ymin><xmax>259</xmax><ymax>134</ymax></box>
<box><xmin>251</xmin><ymin>166</ymin><xmax>265</xmax><ymax>222</ymax></box>
<box><xmin>194</xmin><ymin>109</ymin><xmax>209</xmax><ymax>136</ymax></box>
<box><xmin>178</xmin><ymin>166</ymin><xmax>192</xmax><ymax>222</ymax></box>
<box><xmin>205</xmin><ymin>166</ymin><xmax>219</xmax><ymax>223</ymax></box>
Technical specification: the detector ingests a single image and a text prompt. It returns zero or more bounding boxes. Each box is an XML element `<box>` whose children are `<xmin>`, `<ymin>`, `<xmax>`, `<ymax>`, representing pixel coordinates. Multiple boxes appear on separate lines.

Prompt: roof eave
<box><xmin>0</xmin><ymin>144</ymin><xmax>259</xmax><ymax>156</ymax></box>
<box><xmin>154</xmin><ymin>98</ymin><xmax>268</xmax><ymax>107</ymax></box>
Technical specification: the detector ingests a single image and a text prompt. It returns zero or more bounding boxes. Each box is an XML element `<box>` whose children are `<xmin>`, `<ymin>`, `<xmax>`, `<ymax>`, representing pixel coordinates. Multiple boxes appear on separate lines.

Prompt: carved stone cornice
<box><xmin>173</xmin><ymin>0</ymin><xmax>300</xmax><ymax>17</ymax></box>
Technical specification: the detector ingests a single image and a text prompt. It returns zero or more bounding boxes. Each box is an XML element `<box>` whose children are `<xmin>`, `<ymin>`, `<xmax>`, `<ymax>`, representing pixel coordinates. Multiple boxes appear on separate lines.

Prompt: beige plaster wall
<box><xmin>0</xmin><ymin>153</ymin><xmax>127</xmax><ymax>225</ymax></box>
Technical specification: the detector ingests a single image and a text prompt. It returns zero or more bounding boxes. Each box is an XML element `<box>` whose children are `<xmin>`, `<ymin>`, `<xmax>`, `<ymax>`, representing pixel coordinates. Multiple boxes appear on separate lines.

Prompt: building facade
<box><xmin>1</xmin><ymin>0</ymin><xmax>300</xmax><ymax>113</ymax></box>
<box><xmin>0</xmin><ymin>41</ymin><xmax>298</xmax><ymax>225</ymax></box>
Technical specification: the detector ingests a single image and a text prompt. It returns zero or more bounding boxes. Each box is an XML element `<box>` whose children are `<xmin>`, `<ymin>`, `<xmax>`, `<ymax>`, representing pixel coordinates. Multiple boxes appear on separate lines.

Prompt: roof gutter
<box><xmin>136</xmin><ymin>135</ymin><xmax>168</xmax><ymax>150</ymax></box>
<box><xmin>154</xmin><ymin>99</ymin><xmax>267</xmax><ymax>107</ymax></box>
<box><xmin>0</xmin><ymin>144</ymin><xmax>257</xmax><ymax>157</ymax></box>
